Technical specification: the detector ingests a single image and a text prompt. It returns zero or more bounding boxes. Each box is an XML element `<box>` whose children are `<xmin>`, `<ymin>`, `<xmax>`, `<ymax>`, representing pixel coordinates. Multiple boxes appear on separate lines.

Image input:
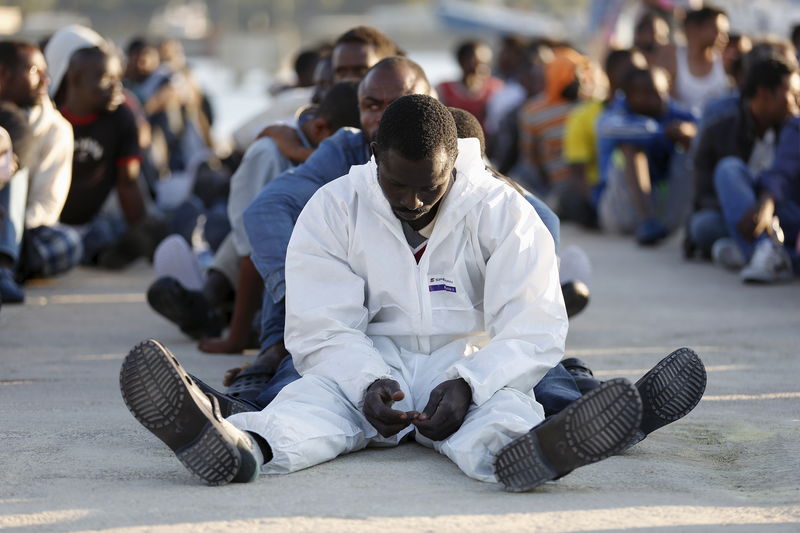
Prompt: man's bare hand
<box><xmin>664</xmin><ymin>120</ymin><xmax>697</xmax><ymax>150</ymax></box>
<box><xmin>738</xmin><ymin>196</ymin><xmax>775</xmax><ymax>241</ymax></box>
<box><xmin>412</xmin><ymin>378</ymin><xmax>472</xmax><ymax>442</ymax></box>
<box><xmin>363</xmin><ymin>379</ymin><xmax>416</xmax><ymax>438</ymax></box>
<box><xmin>222</xmin><ymin>342</ymin><xmax>286</xmax><ymax>387</ymax></box>
<box><xmin>256</xmin><ymin>124</ymin><xmax>312</xmax><ymax>163</ymax></box>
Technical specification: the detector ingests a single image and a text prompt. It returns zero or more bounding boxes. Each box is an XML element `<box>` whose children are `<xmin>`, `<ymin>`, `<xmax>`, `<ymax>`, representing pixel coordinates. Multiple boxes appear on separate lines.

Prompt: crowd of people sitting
<box><xmin>0</xmin><ymin>1</ymin><xmax>796</xmax><ymax>489</ymax></box>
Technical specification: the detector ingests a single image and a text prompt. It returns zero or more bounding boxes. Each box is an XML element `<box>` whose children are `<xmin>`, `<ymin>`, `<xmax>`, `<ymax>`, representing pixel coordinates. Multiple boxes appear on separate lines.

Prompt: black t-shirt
<box><xmin>59</xmin><ymin>104</ymin><xmax>140</xmax><ymax>225</ymax></box>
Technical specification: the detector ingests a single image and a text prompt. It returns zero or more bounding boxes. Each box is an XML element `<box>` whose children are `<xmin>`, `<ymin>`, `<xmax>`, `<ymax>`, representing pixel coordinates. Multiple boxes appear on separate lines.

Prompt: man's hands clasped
<box><xmin>363</xmin><ymin>378</ymin><xmax>472</xmax><ymax>441</ymax></box>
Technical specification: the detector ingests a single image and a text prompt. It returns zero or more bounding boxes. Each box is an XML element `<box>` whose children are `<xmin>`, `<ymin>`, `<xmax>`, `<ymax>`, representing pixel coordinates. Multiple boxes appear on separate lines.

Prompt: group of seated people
<box><xmin>0</xmin><ymin>4</ymin><xmax>794</xmax><ymax>490</ymax></box>
<box><xmin>0</xmin><ymin>25</ymin><xmax>229</xmax><ymax>309</ymax></box>
<box><xmin>444</xmin><ymin>5</ymin><xmax>800</xmax><ymax>285</ymax></box>
<box><xmin>112</xmin><ymin>22</ymin><xmax>705</xmax><ymax>491</ymax></box>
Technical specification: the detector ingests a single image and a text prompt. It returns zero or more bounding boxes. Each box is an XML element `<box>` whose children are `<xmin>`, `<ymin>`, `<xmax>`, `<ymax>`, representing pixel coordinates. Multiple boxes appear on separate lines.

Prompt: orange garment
<box><xmin>518</xmin><ymin>48</ymin><xmax>588</xmax><ymax>185</ymax></box>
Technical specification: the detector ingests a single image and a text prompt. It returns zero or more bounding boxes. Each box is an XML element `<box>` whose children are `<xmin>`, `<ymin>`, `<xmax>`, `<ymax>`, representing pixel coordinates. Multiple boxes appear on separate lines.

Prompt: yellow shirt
<box><xmin>562</xmin><ymin>100</ymin><xmax>603</xmax><ymax>185</ymax></box>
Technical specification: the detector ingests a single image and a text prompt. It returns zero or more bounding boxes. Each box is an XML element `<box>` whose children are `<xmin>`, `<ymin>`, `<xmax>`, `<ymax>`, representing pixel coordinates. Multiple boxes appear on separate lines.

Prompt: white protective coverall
<box><xmin>228</xmin><ymin>138</ymin><xmax>568</xmax><ymax>482</ymax></box>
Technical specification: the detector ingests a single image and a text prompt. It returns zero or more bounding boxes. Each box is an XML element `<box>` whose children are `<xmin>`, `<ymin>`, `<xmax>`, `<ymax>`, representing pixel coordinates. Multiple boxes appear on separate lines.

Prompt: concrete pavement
<box><xmin>1</xmin><ymin>225</ymin><xmax>799</xmax><ymax>532</ymax></box>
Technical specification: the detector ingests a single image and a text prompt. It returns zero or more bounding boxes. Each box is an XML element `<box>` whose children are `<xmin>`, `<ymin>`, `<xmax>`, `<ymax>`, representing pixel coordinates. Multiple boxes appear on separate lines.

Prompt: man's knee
<box><xmin>713</xmin><ymin>156</ymin><xmax>748</xmax><ymax>190</ymax></box>
<box><xmin>689</xmin><ymin>209</ymin><xmax>727</xmax><ymax>251</ymax></box>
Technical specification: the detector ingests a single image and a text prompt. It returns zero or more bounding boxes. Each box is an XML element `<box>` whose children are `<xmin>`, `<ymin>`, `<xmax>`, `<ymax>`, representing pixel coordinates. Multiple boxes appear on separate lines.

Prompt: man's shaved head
<box><xmin>357</xmin><ymin>56</ymin><xmax>432</xmax><ymax>143</ymax></box>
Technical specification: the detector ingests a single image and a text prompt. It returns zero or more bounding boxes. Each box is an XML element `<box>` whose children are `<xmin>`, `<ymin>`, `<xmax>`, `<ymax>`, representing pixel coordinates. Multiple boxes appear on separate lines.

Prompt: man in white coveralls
<box><xmin>120</xmin><ymin>94</ymin><xmax>704</xmax><ymax>491</ymax></box>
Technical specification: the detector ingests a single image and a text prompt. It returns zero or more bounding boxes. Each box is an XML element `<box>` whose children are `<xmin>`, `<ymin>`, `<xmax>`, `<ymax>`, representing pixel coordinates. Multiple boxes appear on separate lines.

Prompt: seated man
<box><xmin>689</xmin><ymin>54</ymin><xmax>798</xmax><ymax>258</ymax></box>
<box><xmin>596</xmin><ymin>67</ymin><xmax>697</xmax><ymax>245</ymax></box>
<box><xmin>121</xmin><ymin>95</ymin><xmax>707</xmax><ymax>490</ymax></box>
<box><xmin>146</xmin><ymin>81</ymin><xmax>361</xmax><ymax>348</ymax></box>
<box><xmin>712</xmin><ymin>115</ymin><xmax>800</xmax><ymax>283</ymax></box>
<box><xmin>225</xmin><ymin>57</ymin><xmax>566</xmax><ymax>406</ymax></box>
<box><xmin>0</xmin><ymin>103</ymin><xmax>32</xmax><ymax>302</ymax></box>
<box><xmin>46</xmin><ymin>39</ymin><xmax>164</xmax><ymax>268</ymax></box>
<box><xmin>0</xmin><ymin>41</ymin><xmax>81</xmax><ymax>298</ymax></box>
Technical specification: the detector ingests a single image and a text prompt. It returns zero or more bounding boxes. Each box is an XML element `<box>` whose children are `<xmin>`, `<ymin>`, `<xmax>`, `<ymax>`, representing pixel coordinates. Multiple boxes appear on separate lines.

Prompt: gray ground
<box><xmin>1</xmin><ymin>226</ymin><xmax>799</xmax><ymax>532</ymax></box>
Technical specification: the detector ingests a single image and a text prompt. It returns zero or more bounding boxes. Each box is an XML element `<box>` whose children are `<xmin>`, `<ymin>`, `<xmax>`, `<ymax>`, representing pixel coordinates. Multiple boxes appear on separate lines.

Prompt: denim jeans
<box><xmin>688</xmin><ymin>208</ymin><xmax>728</xmax><ymax>255</ymax></box>
<box><xmin>0</xmin><ymin>169</ymin><xmax>29</xmax><ymax>265</ymax></box>
<box><xmin>715</xmin><ymin>156</ymin><xmax>800</xmax><ymax>262</ymax></box>
<box><xmin>251</xmin><ymin>356</ymin><xmax>582</xmax><ymax>419</ymax></box>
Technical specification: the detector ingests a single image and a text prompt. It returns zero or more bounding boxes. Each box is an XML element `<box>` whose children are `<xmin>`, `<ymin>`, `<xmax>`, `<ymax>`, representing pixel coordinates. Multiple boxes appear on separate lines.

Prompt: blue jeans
<box><xmin>0</xmin><ymin>169</ymin><xmax>28</xmax><ymax>265</ymax></box>
<box><xmin>715</xmin><ymin>156</ymin><xmax>800</xmax><ymax>263</ymax></box>
<box><xmin>251</xmin><ymin>356</ymin><xmax>582</xmax><ymax>419</ymax></box>
<box><xmin>78</xmin><ymin>213</ymin><xmax>128</xmax><ymax>264</ymax></box>
<box><xmin>688</xmin><ymin>208</ymin><xmax>728</xmax><ymax>255</ymax></box>
<box><xmin>714</xmin><ymin>157</ymin><xmax>760</xmax><ymax>258</ymax></box>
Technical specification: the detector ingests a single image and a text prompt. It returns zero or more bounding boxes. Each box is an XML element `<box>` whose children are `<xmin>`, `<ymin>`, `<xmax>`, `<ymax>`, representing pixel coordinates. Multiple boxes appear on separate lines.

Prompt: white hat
<box><xmin>44</xmin><ymin>24</ymin><xmax>106</xmax><ymax>98</ymax></box>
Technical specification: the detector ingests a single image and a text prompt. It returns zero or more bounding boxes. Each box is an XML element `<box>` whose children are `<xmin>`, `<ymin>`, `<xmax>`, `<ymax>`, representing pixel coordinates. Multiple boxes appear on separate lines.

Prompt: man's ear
<box><xmin>369</xmin><ymin>141</ymin><xmax>379</xmax><ymax>159</ymax></box>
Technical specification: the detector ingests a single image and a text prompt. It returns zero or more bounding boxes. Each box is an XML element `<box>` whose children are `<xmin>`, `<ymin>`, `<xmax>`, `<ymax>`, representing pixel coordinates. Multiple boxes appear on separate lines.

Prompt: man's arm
<box><xmin>228</xmin><ymin>137</ymin><xmax>287</xmax><ymax>257</ymax></box>
<box><xmin>283</xmin><ymin>184</ymin><xmax>394</xmax><ymax>409</ymax></box>
<box><xmin>443</xmin><ymin>190</ymin><xmax>568</xmax><ymax>406</ymax></box>
<box><xmin>243</xmin><ymin>129</ymin><xmax>364</xmax><ymax>307</ymax></box>
<box><xmin>114</xmin><ymin>105</ymin><xmax>145</xmax><ymax>225</ymax></box>
<box><xmin>759</xmin><ymin>118</ymin><xmax>800</xmax><ymax>207</ymax></box>
<box><xmin>116</xmin><ymin>158</ymin><xmax>145</xmax><ymax>224</ymax></box>
<box><xmin>25</xmin><ymin>115</ymin><xmax>73</xmax><ymax>228</ymax></box>
<box><xmin>596</xmin><ymin>109</ymin><xmax>664</xmax><ymax>148</ymax></box>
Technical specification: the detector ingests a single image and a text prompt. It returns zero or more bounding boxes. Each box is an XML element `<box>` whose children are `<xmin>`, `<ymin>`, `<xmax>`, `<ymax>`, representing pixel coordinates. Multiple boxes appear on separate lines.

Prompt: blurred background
<box><xmin>3</xmin><ymin>0</ymin><xmax>800</xmax><ymax>145</ymax></box>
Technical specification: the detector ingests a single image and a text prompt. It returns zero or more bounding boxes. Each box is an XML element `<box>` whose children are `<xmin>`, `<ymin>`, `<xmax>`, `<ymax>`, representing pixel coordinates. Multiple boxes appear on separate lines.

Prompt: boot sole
<box><xmin>494</xmin><ymin>378</ymin><xmax>642</xmax><ymax>492</ymax></box>
<box><xmin>119</xmin><ymin>339</ymin><xmax>242</xmax><ymax>485</ymax></box>
<box><xmin>636</xmin><ymin>347</ymin><xmax>707</xmax><ymax>436</ymax></box>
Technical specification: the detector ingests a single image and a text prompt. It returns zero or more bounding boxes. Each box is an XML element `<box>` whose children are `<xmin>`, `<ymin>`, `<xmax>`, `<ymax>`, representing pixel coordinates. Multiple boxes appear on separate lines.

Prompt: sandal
<box><xmin>225</xmin><ymin>364</ymin><xmax>274</xmax><ymax>401</ymax></box>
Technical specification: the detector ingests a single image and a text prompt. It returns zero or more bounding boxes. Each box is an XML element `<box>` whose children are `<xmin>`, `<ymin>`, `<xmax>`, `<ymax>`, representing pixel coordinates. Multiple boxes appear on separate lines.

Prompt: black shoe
<box><xmin>147</xmin><ymin>277</ymin><xmax>223</xmax><ymax>339</ymax></box>
<box><xmin>561</xmin><ymin>280</ymin><xmax>590</xmax><ymax>318</ymax></box>
<box><xmin>494</xmin><ymin>378</ymin><xmax>642</xmax><ymax>492</ymax></box>
<box><xmin>192</xmin><ymin>374</ymin><xmax>259</xmax><ymax>418</ymax></box>
<box><xmin>561</xmin><ymin>357</ymin><xmax>602</xmax><ymax>395</ymax></box>
<box><xmin>634</xmin><ymin>347</ymin><xmax>707</xmax><ymax>443</ymax></box>
<box><xmin>119</xmin><ymin>339</ymin><xmax>260</xmax><ymax>485</ymax></box>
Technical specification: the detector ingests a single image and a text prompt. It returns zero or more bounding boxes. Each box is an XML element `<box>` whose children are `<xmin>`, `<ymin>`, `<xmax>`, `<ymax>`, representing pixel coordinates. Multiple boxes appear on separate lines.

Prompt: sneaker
<box><xmin>740</xmin><ymin>238</ymin><xmax>794</xmax><ymax>283</ymax></box>
<box><xmin>711</xmin><ymin>238</ymin><xmax>745</xmax><ymax>270</ymax></box>
<box><xmin>561</xmin><ymin>280</ymin><xmax>590</xmax><ymax>318</ymax></box>
<box><xmin>119</xmin><ymin>339</ymin><xmax>260</xmax><ymax>485</ymax></box>
<box><xmin>493</xmin><ymin>378</ymin><xmax>642</xmax><ymax>492</ymax></box>
<box><xmin>635</xmin><ymin>218</ymin><xmax>668</xmax><ymax>246</ymax></box>
<box><xmin>153</xmin><ymin>234</ymin><xmax>205</xmax><ymax>291</ymax></box>
<box><xmin>146</xmin><ymin>276</ymin><xmax>223</xmax><ymax>339</ymax></box>
<box><xmin>0</xmin><ymin>267</ymin><xmax>24</xmax><ymax>303</ymax></box>
<box><xmin>631</xmin><ymin>347</ymin><xmax>707</xmax><ymax>446</ymax></box>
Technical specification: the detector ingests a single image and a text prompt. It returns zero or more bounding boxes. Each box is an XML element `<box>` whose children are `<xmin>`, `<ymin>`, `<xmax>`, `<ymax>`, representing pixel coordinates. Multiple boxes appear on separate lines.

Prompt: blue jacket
<box><xmin>244</xmin><ymin>127</ymin><xmax>370</xmax><ymax>348</ymax></box>
<box><xmin>759</xmin><ymin>116</ymin><xmax>800</xmax><ymax>206</ymax></box>
<box><xmin>597</xmin><ymin>99</ymin><xmax>696</xmax><ymax>189</ymax></box>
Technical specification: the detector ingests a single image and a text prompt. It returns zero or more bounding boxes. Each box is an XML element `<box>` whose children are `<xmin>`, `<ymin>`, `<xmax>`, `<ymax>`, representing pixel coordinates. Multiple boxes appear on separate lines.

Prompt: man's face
<box><xmin>79</xmin><ymin>53</ymin><xmax>124</xmax><ymax>112</ymax></box>
<box><xmin>332</xmin><ymin>42</ymin><xmax>379</xmax><ymax>82</ymax></box>
<box><xmin>358</xmin><ymin>65</ymin><xmax>429</xmax><ymax>143</ymax></box>
<box><xmin>460</xmin><ymin>44</ymin><xmax>492</xmax><ymax>78</ymax></box>
<box><xmin>0</xmin><ymin>47</ymin><xmax>49</xmax><ymax>108</ymax></box>
<box><xmin>760</xmin><ymin>73</ymin><xmax>800</xmax><ymax>127</ymax></box>
<box><xmin>126</xmin><ymin>46</ymin><xmax>159</xmax><ymax>81</ymax></box>
<box><xmin>376</xmin><ymin>146</ymin><xmax>455</xmax><ymax>223</ymax></box>
<box><xmin>690</xmin><ymin>15</ymin><xmax>729</xmax><ymax>50</ymax></box>
<box><xmin>627</xmin><ymin>71</ymin><xmax>668</xmax><ymax>119</ymax></box>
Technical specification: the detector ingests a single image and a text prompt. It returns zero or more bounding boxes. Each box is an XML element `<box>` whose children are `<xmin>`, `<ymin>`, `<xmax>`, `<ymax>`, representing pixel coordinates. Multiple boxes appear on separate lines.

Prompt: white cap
<box><xmin>43</xmin><ymin>24</ymin><xmax>106</xmax><ymax>98</ymax></box>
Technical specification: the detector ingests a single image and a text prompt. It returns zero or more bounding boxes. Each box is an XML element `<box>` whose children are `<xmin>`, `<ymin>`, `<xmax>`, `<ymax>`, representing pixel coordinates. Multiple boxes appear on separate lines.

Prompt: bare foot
<box><xmin>198</xmin><ymin>336</ymin><xmax>247</xmax><ymax>354</ymax></box>
<box><xmin>221</xmin><ymin>341</ymin><xmax>288</xmax><ymax>387</ymax></box>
